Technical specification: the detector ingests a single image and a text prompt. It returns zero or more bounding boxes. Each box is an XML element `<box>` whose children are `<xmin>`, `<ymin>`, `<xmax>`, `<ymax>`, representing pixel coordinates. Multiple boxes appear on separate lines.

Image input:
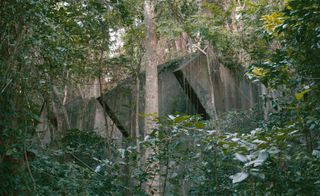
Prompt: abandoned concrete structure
<box><xmin>98</xmin><ymin>51</ymin><xmax>261</xmax><ymax>139</ymax></box>
<box><xmin>36</xmin><ymin>51</ymin><xmax>262</xmax><ymax>144</ymax></box>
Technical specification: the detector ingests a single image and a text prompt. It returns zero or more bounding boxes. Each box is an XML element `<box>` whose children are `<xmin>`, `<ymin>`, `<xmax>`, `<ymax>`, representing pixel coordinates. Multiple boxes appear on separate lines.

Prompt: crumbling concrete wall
<box><xmin>37</xmin><ymin>52</ymin><xmax>263</xmax><ymax>144</ymax></box>
<box><xmin>100</xmin><ymin>52</ymin><xmax>262</xmax><ymax>138</ymax></box>
<box><xmin>101</xmin><ymin>82</ymin><xmax>137</xmax><ymax>136</ymax></box>
<box><xmin>159</xmin><ymin>61</ymin><xmax>198</xmax><ymax>117</ymax></box>
<box><xmin>65</xmin><ymin>97</ymin><xmax>121</xmax><ymax>138</ymax></box>
<box><xmin>100</xmin><ymin>58</ymin><xmax>198</xmax><ymax>138</ymax></box>
<box><xmin>36</xmin><ymin>97</ymin><xmax>121</xmax><ymax>146</ymax></box>
<box><xmin>179</xmin><ymin>53</ymin><xmax>260</xmax><ymax>118</ymax></box>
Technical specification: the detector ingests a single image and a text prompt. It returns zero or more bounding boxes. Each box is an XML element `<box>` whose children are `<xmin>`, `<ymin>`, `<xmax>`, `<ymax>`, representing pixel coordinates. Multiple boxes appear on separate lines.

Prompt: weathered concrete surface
<box><xmin>99</xmin><ymin>52</ymin><xmax>261</xmax><ymax>137</ymax></box>
<box><xmin>100</xmin><ymin>57</ymin><xmax>198</xmax><ymax>137</ymax></box>
<box><xmin>64</xmin><ymin>97</ymin><xmax>121</xmax><ymax>138</ymax></box>
<box><xmin>100</xmin><ymin>81</ymin><xmax>137</xmax><ymax>137</ymax></box>
<box><xmin>36</xmin><ymin>97</ymin><xmax>122</xmax><ymax>146</ymax></box>
<box><xmin>159</xmin><ymin>69</ymin><xmax>197</xmax><ymax>117</ymax></box>
<box><xmin>37</xmin><ymin>51</ymin><xmax>262</xmax><ymax>144</ymax></box>
<box><xmin>179</xmin><ymin>53</ymin><xmax>260</xmax><ymax>118</ymax></box>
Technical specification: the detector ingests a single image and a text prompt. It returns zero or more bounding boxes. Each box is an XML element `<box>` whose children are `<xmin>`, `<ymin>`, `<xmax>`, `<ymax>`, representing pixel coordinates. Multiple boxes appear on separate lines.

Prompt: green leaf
<box><xmin>312</xmin><ymin>150</ymin><xmax>320</xmax><ymax>158</ymax></box>
<box><xmin>175</xmin><ymin>115</ymin><xmax>190</xmax><ymax>123</ymax></box>
<box><xmin>195</xmin><ymin>121</ymin><xmax>205</xmax><ymax>129</ymax></box>
<box><xmin>295</xmin><ymin>89</ymin><xmax>311</xmax><ymax>100</ymax></box>
<box><xmin>230</xmin><ymin>171</ymin><xmax>249</xmax><ymax>184</ymax></box>
<box><xmin>235</xmin><ymin>153</ymin><xmax>248</xmax><ymax>162</ymax></box>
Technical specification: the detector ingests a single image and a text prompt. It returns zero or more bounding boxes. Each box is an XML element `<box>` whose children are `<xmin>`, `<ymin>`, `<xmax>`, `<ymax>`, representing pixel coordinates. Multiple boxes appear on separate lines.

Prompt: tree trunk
<box><xmin>135</xmin><ymin>76</ymin><xmax>141</xmax><ymax>159</ymax></box>
<box><xmin>144</xmin><ymin>0</ymin><xmax>158</xmax><ymax>124</ymax></box>
<box><xmin>144</xmin><ymin>0</ymin><xmax>160</xmax><ymax>194</ymax></box>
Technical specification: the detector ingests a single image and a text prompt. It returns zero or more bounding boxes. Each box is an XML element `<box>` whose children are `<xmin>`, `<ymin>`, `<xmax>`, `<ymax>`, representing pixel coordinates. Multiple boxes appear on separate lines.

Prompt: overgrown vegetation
<box><xmin>10</xmin><ymin>112</ymin><xmax>319</xmax><ymax>194</ymax></box>
<box><xmin>1</xmin><ymin>0</ymin><xmax>319</xmax><ymax>195</ymax></box>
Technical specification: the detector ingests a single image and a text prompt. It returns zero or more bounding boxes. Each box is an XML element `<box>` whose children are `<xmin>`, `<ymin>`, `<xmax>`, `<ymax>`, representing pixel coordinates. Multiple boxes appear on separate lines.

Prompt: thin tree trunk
<box><xmin>97</xmin><ymin>31</ymin><xmax>112</xmax><ymax>157</ymax></box>
<box><xmin>135</xmin><ymin>76</ymin><xmax>141</xmax><ymax>161</ymax></box>
<box><xmin>52</xmin><ymin>85</ymin><xmax>71</xmax><ymax>131</ymax></box>
<box><xmin>77</xmin><ymin>84</ymin><xmax>85</xmax><ymax>98</ymax></box>
<box><xmin>53</xmin><ymin>86</ymin><xmax>70</xmax><ymax>129</ymax></box>
<box><xmin>63</xmin><ymin>71</ymin><xmax>69</xmax><ymax>105</ymax></box>
<box><xmin>132</xmin><ymin>55</ymin><xmax>143</xmax><ymax>166</ymax></box>
<box><xmin>205</xmin><ymin>45</ymin><xmax>218</xmax><ymax>120</ymax></box>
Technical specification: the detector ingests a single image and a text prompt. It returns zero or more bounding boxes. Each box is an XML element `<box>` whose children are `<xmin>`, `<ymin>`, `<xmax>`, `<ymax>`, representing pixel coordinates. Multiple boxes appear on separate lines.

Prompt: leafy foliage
<box><xmin>0</xmin><ymin>0</ymin><xmax>135</xmax><ymax>194</ymax></box>
<box><xmin>140</xmin><ymin>114</ymin><xmax>320</xmax><ymax>195</ymax></box>
<box><xmin>1</xmin><ymin>0</ymin><xmax>320</xmax><ymax>195</ymax></box>
<box><xmin>31</xmin><ymin>129</ymin><xmax>128</xmax><ymax>195</ymax></box>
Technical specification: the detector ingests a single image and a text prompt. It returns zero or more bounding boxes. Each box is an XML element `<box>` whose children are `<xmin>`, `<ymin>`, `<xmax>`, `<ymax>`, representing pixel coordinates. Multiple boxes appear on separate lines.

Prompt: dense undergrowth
<box><xmin>2</xmin><ymin>109</ymin><xmax>319</xmax><ymax>195</ymax></box>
